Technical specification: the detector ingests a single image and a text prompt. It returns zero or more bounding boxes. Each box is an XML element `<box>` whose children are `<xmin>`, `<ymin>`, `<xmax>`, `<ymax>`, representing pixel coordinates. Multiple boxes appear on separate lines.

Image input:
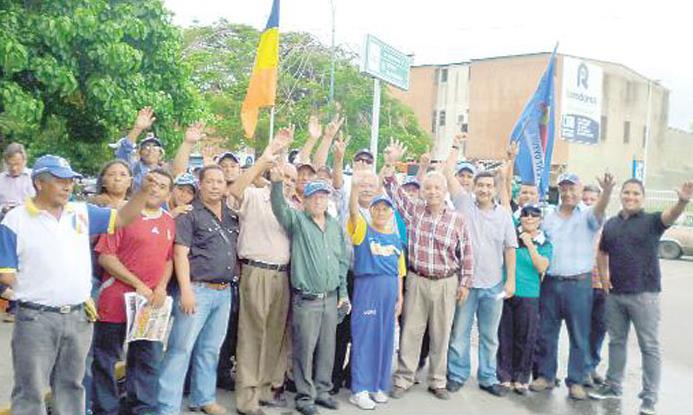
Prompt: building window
<box><xmin>460</xmin><ymin>123</ymin><xmax>468</xmax><ymax>133</ymax></box>
<box><xmin>601</xmin><ymin>116</ymin><xmax>608</xmax><ymax>141</ymax></box>
<box><xmin>623</xmin><ymin>121</ymin><xmax>631</xmax><ymax>144</ymax></box>
<box><xmin>440</xmin><ymin>68</ymin><xmax>448</xmax><ymax>83</ymax></box>
<box><xmin>642</xmin><ymin>126</ymin><xmax>648</xmax><ymax>148</ymax></box>
<box><xmin>439</xmin><ymin>110</ymin><xmax>446</xmax><ymax>127</ymax></box>
<box><xmin>431</xmin><ymin>111</ymin><xmax>437</xmax><ymax>133</ymax></box>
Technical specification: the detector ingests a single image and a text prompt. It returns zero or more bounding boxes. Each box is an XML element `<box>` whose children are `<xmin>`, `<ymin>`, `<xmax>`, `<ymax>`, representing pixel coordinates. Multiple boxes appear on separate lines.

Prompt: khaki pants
<box><xmin>393</xmin><ymin>272</ymin><xmax>457</xmax><ymax>390</ymax></box>
<box><xmin>235</xmin><ymin>264</ymin><xmax>290</xmax><ymax>412</ymax></box>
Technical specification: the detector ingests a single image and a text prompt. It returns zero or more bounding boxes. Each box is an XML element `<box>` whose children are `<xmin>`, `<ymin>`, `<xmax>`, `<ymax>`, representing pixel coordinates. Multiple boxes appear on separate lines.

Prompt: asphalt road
<box><xmin>1</xmin><ymin>258</ymin><xmax>692</xmax><ymax>414</ymax></box>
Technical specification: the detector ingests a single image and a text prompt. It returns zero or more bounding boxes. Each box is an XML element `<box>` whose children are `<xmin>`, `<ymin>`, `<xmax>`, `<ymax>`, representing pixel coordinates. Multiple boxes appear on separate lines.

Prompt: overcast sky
<box><xmin>164</xmin><ymin>0</ymin><xmax>691</xmax><ymax>130</ymax></box>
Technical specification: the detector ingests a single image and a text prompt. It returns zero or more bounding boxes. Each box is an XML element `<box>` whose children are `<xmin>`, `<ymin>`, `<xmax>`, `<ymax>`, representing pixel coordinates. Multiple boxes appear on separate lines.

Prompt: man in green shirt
<box><xmin>270</xmin><ymin>168</ymin><xmax>350</xmax><ymax>415</ymax></box>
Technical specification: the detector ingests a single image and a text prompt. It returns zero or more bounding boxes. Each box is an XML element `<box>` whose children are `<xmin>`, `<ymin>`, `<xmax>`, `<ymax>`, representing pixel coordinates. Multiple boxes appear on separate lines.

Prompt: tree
<box><xmin>181</xmin><ymin>20</ymin><xmax>429</xmax><ymax>163</ymax></box>
<box><xmin>0</xmin><ymin>0</ymin><xmax>204</xmax><ymax>173</ymax></box>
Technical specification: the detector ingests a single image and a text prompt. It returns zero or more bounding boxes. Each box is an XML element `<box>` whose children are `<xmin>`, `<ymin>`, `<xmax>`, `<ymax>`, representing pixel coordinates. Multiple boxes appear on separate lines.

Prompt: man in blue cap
<box><xmin>0</xmin><ymin>155</ymin><xmax>155</xmax><ymax>415</ymax></box>
<box><xmin>455</xmin><ymin>161</ymin><xmax>477</xmax><ymax>193</ymax></box>
<box><xmin>531</xmin><ymin>171</ymin><xmax>615</xmax><ymax>400</ymax></box>
<box><xmin>269</xmin><ymin>172</ymin><xmax>350</xmax><ymax>415</ymax></box>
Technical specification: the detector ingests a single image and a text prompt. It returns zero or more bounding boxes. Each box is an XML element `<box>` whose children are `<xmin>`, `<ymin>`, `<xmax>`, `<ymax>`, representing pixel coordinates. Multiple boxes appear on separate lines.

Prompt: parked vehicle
<box><xmin>659</xmin><ymin>213</ymin><xmax>693</xmax><ymax>259</ymax></box>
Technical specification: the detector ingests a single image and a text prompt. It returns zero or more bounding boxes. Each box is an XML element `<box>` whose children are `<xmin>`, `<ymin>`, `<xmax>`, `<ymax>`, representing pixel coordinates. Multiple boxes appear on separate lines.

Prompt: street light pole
<box><xmin>329</xmin><ymin>0</ymin><xmax>336</xmax><ymax>102</ymax></box>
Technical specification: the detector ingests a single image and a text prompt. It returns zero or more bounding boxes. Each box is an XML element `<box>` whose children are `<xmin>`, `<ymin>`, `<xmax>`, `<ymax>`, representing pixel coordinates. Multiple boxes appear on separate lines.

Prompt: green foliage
<box><xmin>0</xmin><ymin>0</ymin><xmax>204</xmax><ymax>173</ymax></box>
<box><xmin>181</xmin><ymin>20</ymin><xmax>429</xmax><ymax>163</ymax></box>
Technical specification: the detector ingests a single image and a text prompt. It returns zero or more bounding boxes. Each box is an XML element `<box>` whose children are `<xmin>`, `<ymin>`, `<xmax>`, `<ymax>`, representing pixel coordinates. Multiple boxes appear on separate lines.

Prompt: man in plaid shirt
<box><xmin>382</xmin><ymin>141</ymin><xmax>474</xmax><ymax>401</ymax></box>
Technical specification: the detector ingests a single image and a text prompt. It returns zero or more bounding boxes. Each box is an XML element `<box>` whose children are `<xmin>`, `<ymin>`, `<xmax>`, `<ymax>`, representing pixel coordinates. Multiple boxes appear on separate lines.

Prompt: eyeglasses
<box><xmin>520</xmin><ymin>210</ymin><xmax>542</xmax><ymax>218</ymax></box>
<box><xmin>354</xmin><ymin>156</ymin><xmax>374</xmax><ymax>165</ymax></box>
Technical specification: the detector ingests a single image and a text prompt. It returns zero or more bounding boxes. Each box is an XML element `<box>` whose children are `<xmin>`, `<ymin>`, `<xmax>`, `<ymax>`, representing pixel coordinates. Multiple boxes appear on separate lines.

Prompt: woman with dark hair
<box><xmin>167</xmin><ymin>173</ymin><xmax>196</xmax><ymax>218</ymax></box>
<box><xmin>90</xmin><ymin>160</ymin><xmax>134</xmax><ymax>209</ymax></box>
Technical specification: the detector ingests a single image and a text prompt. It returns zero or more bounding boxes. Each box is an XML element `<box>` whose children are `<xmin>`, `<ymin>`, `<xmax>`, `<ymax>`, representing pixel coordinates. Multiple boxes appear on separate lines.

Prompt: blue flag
<box><xmin>510</xmin><ymin>47</ymin><xmax>557</xmax><ymax>198</ymax></box>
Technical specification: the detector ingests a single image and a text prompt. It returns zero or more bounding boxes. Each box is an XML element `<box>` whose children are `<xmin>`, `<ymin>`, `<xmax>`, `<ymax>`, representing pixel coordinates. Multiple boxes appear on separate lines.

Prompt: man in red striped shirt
<box><xmin>382</xmin><ymin>140</ymin><xmax>474</xmax><ymax>401</ymax></box>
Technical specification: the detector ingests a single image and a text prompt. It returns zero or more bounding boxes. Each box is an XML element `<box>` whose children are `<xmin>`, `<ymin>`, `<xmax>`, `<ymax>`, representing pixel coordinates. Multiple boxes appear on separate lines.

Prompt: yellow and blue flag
<box><xmin>510</xmin><ymin>46</ymin><xmax>557</xmax><ymax>198</ymax></box>
<box><xmin>241</xmin><ymin>0</ymin><xmax>280</xmax><ymax>138</ymax></box>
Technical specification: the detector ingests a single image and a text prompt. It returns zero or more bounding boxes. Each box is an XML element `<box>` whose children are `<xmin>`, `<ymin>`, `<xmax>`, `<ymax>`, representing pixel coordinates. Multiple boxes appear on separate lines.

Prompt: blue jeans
<box><xmin>447</xmin><ymin>282</ymin><xmax>504</xmax><ymax>387</ymax></box>
<box><xmin>92</xmin><ymin>322</ymin><xmax>163</xmax><ymax>415</ymax></box>
<box><xmin>157</xmin><ymin>284</ymin><xmax>232</xmax><ymax>414</ymax></box>
<box><xmin>535</xmin><ymin>275</ymin><xmax>592</xmax><ymax>386</ymax></box>
<box><xmin>588</xmin><ymin>288</ymin><xmax>607</xmax><ymax>374</ymax></box>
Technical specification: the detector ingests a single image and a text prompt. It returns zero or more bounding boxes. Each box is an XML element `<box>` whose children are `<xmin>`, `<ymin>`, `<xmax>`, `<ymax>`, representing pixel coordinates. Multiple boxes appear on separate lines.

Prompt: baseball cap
<box><xmin>303</xmin><ymin>180</ymin><xmax>332</xmax><ymax>198</ymax></box>
<box><xmin>216</xmin><ymin>151</ymin><xmax>240</xmax><ymax>164</ymax></box>
<box><xmin>31</xmin><ymin>155</ymin><xmax>83</xmax><ymax>179</ymax></box>
<box><xmin>520</xmin><ymin>204</ymin><xmax>543</xmax><ymax>217</ymax></box>
<box><xmin>402</xmin><ymin>176</ymin><xmax>420</xmax><ymax>188</ymax></box>
<box><xmin>558</xmin><ymin>172</ymin><xmax>580</xmax><ymax>185</ymax></box>
<box><xmin>139</xmin><ymin>134</ymin><xmax>163</xmax><ymax>149</ymax></box>
<box><xmin>353</xmin><ymin>149</ymin><xmax>374</xmax><ymax>162</ymax></box>
<box><xmin>174</xmin><ymin>172</ymin><xmax>197</xmax><ymax>189</ymax></box>
<box><xmin>297</xmin><ymin>163</ymin><xmax>317</xmax><ymax>174</ymax></box>
<box><xmin>369</xmin><ymin>195</ymin><xmax>394</xmax><ymax>209</ymax></box>
<box><xmin>456</xmin><ymin>161</ymin><xmax>477</xmax><ymax>176</ymax></box>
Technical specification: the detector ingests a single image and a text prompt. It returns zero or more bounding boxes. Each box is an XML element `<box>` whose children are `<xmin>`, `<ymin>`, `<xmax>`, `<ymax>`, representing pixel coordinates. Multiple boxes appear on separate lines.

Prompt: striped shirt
<box><xmin>385</xmin><ymin>177</ymin><xmax>474</xmax><ymax>288</ymax></box>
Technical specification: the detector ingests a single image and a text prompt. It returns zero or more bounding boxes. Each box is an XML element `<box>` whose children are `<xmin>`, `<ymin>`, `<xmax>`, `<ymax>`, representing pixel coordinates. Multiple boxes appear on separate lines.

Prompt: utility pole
<box><xmin>329</xmin><ymin>0</ymin><xmax>336</xmax><ymax>102</ymax></box>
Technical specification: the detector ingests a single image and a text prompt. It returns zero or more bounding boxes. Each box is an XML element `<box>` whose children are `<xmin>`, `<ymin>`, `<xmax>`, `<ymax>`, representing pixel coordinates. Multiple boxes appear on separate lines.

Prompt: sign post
<box><xmin>361</xmin><ymin>35</ymin><xmax>411</xmax><ymax>163</ymax></box>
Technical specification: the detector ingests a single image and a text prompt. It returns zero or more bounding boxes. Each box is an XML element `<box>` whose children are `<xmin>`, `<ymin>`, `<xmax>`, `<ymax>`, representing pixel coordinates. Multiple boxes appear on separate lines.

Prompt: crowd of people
<box><xmin>0</xmin><ymin>107</ymin><xmax>691</xmax><ymax>415</ymax></box>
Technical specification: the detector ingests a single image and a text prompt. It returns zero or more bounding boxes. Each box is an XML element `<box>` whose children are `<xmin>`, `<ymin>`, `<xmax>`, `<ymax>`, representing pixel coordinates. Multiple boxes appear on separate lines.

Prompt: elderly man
<box><xmin>590</xmin><ymin>179</ymin><xmax>692</xmax><ymax>415</ymax></box>
<box><xmin>531</xmin><ymin>172</ymin><xmax>615</xmax><ymax>400</ymax></box>
<box><xmin>226</xmin><ymin>129</ymin><xmax>294</xmax><ymax>415</ymax></box>
<box><xmin>0</xmin><ymin>155</ymin><xmax>153</xmax><ymax>415</ymax></box>
<box><xmin>444</xmin><ymin>135</ymin><xmax>518</xmax><ymax>397</ymax></box>
<box><xmin>157</xmin><ymin>165</ymin><xmax>239</xmax><ymax>415</ymax></box>
<box><xmin>270</xmin><ymin>172</ymin><xmax>349</xmax><ymax>415</ymax></box>
<box><xmin>0</xmin><ymin>143</ymin><xmax>34</xmax><ymax>214</ymax></box>
<box><xmin>383</xmin><ymin>140</ymin><xmax>474</xmax><ymax>401</ymax></box>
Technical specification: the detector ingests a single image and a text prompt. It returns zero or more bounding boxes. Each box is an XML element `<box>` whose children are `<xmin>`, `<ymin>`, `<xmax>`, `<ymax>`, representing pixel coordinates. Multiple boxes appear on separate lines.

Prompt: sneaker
<box><xmin>591</xmin><ymin>371</ymin><xmax>605</xmax><ymax>385</ymax></box>
<box><xmin>315</xmin><ymin>397</ymin><xmax>339</xmax><ymax>410</ymax></box>
<box><xmin>639</xmin><ymin>399</ymin><xmax>656</xmax><ymax>415</ymax></box>
<box><xmin>446</xmin><ymin>379</ymin><xmax>464</xmax><ymax>393</ymax></box>
<box><xmin>427</xmin><ymin>387</ymin><xmax>451</xmax><ymax>400</ymax></box>
<box><xmin>390</xmin><ymin>386</ymin><xmax>407</xmax><ymax>399</ymax></box>
<box><xmin>569</xmin><ymin>384</ymin><xmax>588</xmax><ymax>400</ymax></box>
<box><xmin>370</xmin><ymin>391</ymin><xmax>388</xmax><ymax>404</ymax></box>
<box><xmin>513</xmin><ymin>382</ymin><xmax>528</xmax><ymax>395</ymax></box>
<box><xmin>588</xmin><ymin>384</ymin><xmax>622</xmax><ymax>400</ymax></box>
<box><xmin>583</xmin><ymin>375</ymin><xmax>595</xmax><ymax>388</ymax></box>
<box><xmin>530</xmin><ymin>377</ymin><xmax>554</xmax><ymax>392</ymax></box>
<box><xmin>349</xmin><ymin>392</ymin><xmax>376</xmax><ymax>410</ymax></box>
<box><xmin>480</xmin><ymin>383</ymin><xmax>510</xmax><ymax>397</ymax></box>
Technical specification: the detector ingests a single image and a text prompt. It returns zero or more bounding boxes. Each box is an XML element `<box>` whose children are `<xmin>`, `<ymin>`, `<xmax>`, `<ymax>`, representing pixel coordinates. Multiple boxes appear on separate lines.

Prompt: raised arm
<box><xmin>269</xmin><ymin>166</ymin><xmax>297</xmax><ymax>232</ymax></box>
<box><xmin>228</xmin><ymin>126</ymin><xmax>294</xmax><ymax>202</ymax></box>
<box><xmin>593</xmin><ymin>172</ymin><xmax>616</xmax><ymax>221</ymax></box>
<box><xmin>113</xmin><ymin>174</ymin><xmax>157</xmax><ymax>228</ymax></box>
<box><xmin>171</xmin><ymin>122</ymin><xmax>205</xmax><ymax>177</ymax></box>
<box><xmin>444</xmin><ymin>134</ymin><xmax>466</xmax><ymax>199</ymax></box>
<box><xmin>502</xmin><ymin>141</ymin><xmax>519</xmax><ymax>209</ymax></box>
<box><xmin>661</xmin><ymin>181</ymin><xmax>692</xmax><ymax>226</ymax></box>
<box><xmin>297</xmin><ymin>114</ymin><xmax>321</xmax><ymax>165</ymax></box>
<box><xmin>314</xmin><ymin>113</ymin><xmax>344</xmax><ymax>168</ymax></box>
<box><xmin>416</xmin><ymin>148</ymin><xmax>431</xmax><ymax>185</ymax></box>
<box><xmin>332</xmin><ymin>132</ymin><xmax>347</xmax><ymax>190</ymax></box>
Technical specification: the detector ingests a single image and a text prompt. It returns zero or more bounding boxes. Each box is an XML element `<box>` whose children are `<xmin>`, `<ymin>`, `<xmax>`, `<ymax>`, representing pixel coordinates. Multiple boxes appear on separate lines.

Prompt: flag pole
<box><xmin>269</xmin><ymin>106</ymin><xmax>275</xmax><ymax>140</ymax></box>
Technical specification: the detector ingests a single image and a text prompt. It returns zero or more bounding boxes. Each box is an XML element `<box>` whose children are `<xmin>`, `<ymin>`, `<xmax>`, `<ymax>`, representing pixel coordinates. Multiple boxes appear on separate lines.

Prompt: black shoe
<box><xmin>588</xmin><ymin>384</ymin><xmax>622</xmax><ymax>400</ymax></box>
<box><xmin>329</xmin><ymin>386</ymin><xmax>340</xmax><ymax>395</ymax></box>
<box><xmin>639</xmin><ymin>398</ymin><xmax>656</xmax><ymax>415</ymax></box>
<box><xmin>446</xmin><ymin>379</ymin><xmax>464</xmax><ymax>393</ymax></box>
<box><xmin>296</xmin><ymin>404</ymin><xmax>319</xmax><ymax>415</ymax></box>
<box><xmin>315</xmin><ymin>397</ymin><xmax>339</xmax><ymax>410</ymax></box>
<box><xmin>479</xmin><ymin>383</ymin><xmax>510</xmax><ymax>397</ymax></box>
<box><xmin>217</xmin><ymin>375</ymin><xmax>235</xmax><ymax>391</ymax></box>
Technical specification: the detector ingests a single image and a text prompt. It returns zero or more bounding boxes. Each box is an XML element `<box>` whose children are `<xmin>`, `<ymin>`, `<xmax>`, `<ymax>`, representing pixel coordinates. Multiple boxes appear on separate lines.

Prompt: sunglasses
<box><xmin>520</xmin><ymin>210</ymin><xmax>542</xmax><ymax>218</ymax></box>
<box><xmin>354</xmin><ymin>156</ymin><xmax>374</xmax><ymax>165</ymax></box>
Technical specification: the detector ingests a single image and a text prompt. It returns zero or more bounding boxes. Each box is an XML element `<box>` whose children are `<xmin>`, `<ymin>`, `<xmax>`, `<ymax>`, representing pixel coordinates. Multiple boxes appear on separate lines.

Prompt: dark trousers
<box><xmin>497</xmin><ymin>296</ymin><xmax>539</xmax><ymax>384</ymax></box>
<box><xmin>535</xmin><ymin>275</ymin><xmax>592</xmax><ymax>386</ymax></box>
<box><xmin>217</xmin><ymin>283</ymin><xmax>240</xmax><ymax>384</ymax></box>
<box><xmin>92</xmin><ymin>322</ymin><xmax>163</xmax><ymax>415</ymax></box>
<box><xmin>588</xmin><ymin>288</ymin><xmax>607</xmax><ymax>374</ymax></box>
<box><xmin>332</xmin><ymin>272</ymin><xmax>354</xmax><ymax>390</ymax></box>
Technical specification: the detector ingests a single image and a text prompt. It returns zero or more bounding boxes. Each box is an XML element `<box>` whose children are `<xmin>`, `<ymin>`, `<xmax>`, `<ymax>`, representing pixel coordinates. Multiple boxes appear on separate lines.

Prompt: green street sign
<box><xmin>361</xmin><ymin>34</ymin><xmax>411</xmax><ymax>91</ymax></box>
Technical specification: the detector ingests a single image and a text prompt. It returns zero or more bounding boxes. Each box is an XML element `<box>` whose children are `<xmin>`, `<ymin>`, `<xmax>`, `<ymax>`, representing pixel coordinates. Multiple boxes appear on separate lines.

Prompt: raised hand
<box><xmin>269</xmin><ymin>163</ymin><xmax>283</xmax><ymax>182</ymax></box>
<box><xmin>333</xmin><ymin>132</ymin><xmax>349</xmax><ymax>159</ymax></box>
<box><xmin>308</xmin><ymin>114</ymin><xmax>322</xmax><ymax>139</ymax></box>
<box><xmin>597</xmin><ymin>172</ymin><xmax>616</xmax><ymax>193</ymax></box>
<box><xmin>384</xmin><ymin>138</ymin><xmax>407</xmax><ymax>164</ymax></box>
<box><xmin>506</xmin><ymin>141</ymin><xmax>519</xmax><ymax>161</ymax></box>
<box><xmin>452</xmin><ymin>133</ymin><xmax>468</xmax><ymax>149</ymax></box>
<box><xmin>184</xmin><ymin>122</ymin><xmax>206</xmax><ymax>144</ymax></box>
<box><xmin>324</xmin><ymin>113</ymin><xmax>345</xmax><ymax>139</ymax></box>
<box><xmin>267</xmin><ymin>125</ymin><xmax>295</xmax><ymax>156</ymax></box>
<box><xmin>419</xmin><ymin>147</ymin><xmax>431</xmax><ymax>167</ymax></box>
<box><xmin>677</xmin><ymin>180</ymin><xmax>693</xmax><ymax>202</ymax></box>
<box><xmin>134</xmin><ymin>107</ymin><xmax>156</xmax><ymax>131</ymax></box>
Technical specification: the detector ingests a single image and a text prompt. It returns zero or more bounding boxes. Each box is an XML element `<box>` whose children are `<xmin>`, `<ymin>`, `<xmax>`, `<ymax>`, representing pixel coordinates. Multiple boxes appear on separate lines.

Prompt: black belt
<box><xmin>408</xmin><ymin>267</ymin><xmax>458</xmax><ymax>281</ymax></box>
<box><xmin>242</xmin><ymin>258</ymin><xmax>289</xmax><ymax>272</ymax></box>
<box><xmin>547</xmin><ymin>273</ymin><xmax>590</xmax><ymax>282</ymax></box>
<box><xmin>292</xmin><ymin>288</ymin><xmax>337</xmax><ymax>301</ymax></box>
<box><xmin>18</xmin><ymin>301</ymin><xmax>84</xmax><ymax>314</ymax></box>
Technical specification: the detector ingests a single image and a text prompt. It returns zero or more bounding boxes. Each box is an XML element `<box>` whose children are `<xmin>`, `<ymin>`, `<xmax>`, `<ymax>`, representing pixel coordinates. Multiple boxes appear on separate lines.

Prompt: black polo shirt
<box><xmin>599</xmin><ymin>210</ymin><xmax>669</xmax><ymax>294</ymax></box>
<box><xmin>175</xmin><ymin>198</ymin><xmax>239</xmax><ymax>282</ymax></box>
